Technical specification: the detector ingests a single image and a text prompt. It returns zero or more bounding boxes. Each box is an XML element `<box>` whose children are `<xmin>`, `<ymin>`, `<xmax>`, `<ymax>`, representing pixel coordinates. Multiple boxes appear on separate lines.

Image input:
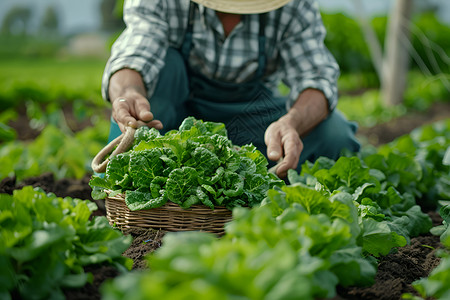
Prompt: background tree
<box><xmin>382</xmin><ymin>0</ymin><xmax>413</xmax><ymax>106</ymax></box>
<box><xmin>40</xmin><ymin>5</ymin><xmax>59</xmax><ymax>34</ymax></box>
<box><xmin>351</xmin><ymin>0</ymin><xmax>413</xmax><ymax>106</ymax></box>
<box><xmin>100</xmin><ymin>0</ymin><xmax>124</xmax><ymax>32</ymax></box>
<box><xmin>1</xmin><ymin>6</ymin><xmax>32</xmax><ymax>36</ymax></box>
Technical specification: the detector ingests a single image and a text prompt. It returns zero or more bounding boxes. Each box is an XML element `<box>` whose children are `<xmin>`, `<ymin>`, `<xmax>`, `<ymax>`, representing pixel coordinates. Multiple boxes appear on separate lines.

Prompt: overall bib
<box><xmin>180</xmin><ymin>3</ymin><xmax>286</xmax><ymax>155</ymax></box>
<box><xmin>107</xmin><ymin>2</ymin><xmax>360</xmax><ymax>172</ymax></box>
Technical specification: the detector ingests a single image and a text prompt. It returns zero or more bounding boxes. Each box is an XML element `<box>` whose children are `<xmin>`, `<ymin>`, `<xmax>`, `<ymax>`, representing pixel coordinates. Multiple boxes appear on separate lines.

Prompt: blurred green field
<box><xmin>0</xmin><ymin>54</ymin><xmax>111</xmax><ymax>180</ymax></box>
<box><xmin>0</xmin><ymin>56</ymin><xmax>106</xmax><ymax>108</ymax></box>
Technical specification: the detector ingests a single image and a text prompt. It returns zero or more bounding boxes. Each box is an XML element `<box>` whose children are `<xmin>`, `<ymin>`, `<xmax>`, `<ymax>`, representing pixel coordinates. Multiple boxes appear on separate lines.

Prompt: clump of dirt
<box><xmin>64</xmin><ymin>265</ymin><xmax>120</xmax><ymax>300</ymax></box>
<box><xmin>123</xmin><ymin>227</ymin><xmax>166</xmax><ymax>270</ymax></box>
<box><xmin>337</xmin><ymin>235</ymin><xmax>443</xmax><ymax>300</ymax></box>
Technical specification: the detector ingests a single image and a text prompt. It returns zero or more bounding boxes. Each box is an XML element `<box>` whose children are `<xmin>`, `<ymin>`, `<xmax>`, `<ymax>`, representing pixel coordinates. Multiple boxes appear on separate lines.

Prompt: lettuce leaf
<box><xmin>90</xmin><ymin>117</ymin><xmax>284</xmax><ymax>211</ymax></box>
<box><xmin>0</xmin><ymin>186</ymin><xmax>132</xmax><ymax>299</ymax></box>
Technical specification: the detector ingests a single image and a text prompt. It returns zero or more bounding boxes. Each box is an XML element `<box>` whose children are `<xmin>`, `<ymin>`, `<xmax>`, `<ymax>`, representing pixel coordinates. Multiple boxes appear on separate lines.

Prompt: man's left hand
<box><xmin>264</xmin><ymin>116</ymin><xmax>303</xmax><ymax>178</ymax></box>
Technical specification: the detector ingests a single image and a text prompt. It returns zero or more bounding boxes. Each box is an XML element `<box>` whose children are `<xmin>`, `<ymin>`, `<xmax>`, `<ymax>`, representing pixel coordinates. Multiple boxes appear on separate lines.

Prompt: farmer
<box><xmin>101</xmin><ymin>0</ymin><xmax>360</xmax><ymax>178</ymax></box>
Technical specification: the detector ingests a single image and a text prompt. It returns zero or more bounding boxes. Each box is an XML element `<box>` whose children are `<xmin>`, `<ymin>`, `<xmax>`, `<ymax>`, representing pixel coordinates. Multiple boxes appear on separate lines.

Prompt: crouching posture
<box><xmin>101</xmin><ymin>0</ymin><xmax>360</xmax><ymax>178</ymax></box>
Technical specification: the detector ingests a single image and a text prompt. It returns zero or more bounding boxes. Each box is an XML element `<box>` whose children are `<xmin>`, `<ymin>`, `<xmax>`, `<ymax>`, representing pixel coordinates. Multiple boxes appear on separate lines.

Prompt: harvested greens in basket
<box><xmin>89</xmin><ymin>117</ymin><xmax>285</xmax><ymax>211</ymax></box>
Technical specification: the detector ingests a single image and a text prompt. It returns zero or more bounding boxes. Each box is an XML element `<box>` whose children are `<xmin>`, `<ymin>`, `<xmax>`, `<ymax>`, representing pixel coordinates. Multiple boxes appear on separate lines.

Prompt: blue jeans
<box><xmin>108</xmin><ymin>48</ymin><xmax>360</xmax><ymax>172</ymax></box>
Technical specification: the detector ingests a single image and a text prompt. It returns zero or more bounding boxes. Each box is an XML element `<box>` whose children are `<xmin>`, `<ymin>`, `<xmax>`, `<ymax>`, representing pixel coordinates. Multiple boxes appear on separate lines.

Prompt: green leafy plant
<box><xmin>287</xmin><ymin>119</ymin><xmax>448</xmax><ymax>256</ymax></box>
<box><xmin>431</xmin><ymin>205</ymin><xmax>450</xmax><ymax>245</ymax></box>
<box><xmin>287</xmin><ymin>153</ymin><xmax>433</xmax><ymax>256</ymax></box>
<box><xmin>0</xmin><ymin>118</ymin><xmax>109</xmax><ymax>181</ymax></box>
<box><xmin>0</xmin><ymin>186</ymin><xmax>133</xmax><ymax>300</ymax></box>
<box><xmin>322</xmin><ymin>12</ymin><xmax>450</xmax><ymax>75</ymax></box>
<box><xmin>377</xmin><ymin>119</ymin><xmax>450</xmax><ymax>209</ymax></box>
<box><xmin>101</xmin><ymin>203</ymin><xmax>376</xmax><ymax>300</ymax></box>
<box><xmin>90</xmin><ymin>117</ymin><xmax>284</xmax><ymax>210</ymax></box>
<box><xmin>99</xmin><ymin>120</ymin><xmax>448</xmax><ymax>300</ymax></box>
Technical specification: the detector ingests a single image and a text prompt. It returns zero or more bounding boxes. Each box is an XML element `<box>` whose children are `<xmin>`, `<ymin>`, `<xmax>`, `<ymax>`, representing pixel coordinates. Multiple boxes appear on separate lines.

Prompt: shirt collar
<box><xmin>197</xmin><ymin>4</ymin><xmax>247</xmax><ymax>40</ymax></box>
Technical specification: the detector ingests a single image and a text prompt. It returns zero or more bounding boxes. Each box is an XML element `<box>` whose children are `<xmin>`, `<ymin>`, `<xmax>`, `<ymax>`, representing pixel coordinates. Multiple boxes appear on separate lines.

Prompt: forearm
<box><xmin>108</xmin><ymin>68</ymin><xmax>147</xmax><ymax>102</ymax></box>
<box><xmin>282</xmin><ymin>88</ymin><xmax>330</xmax><ymax>137</ymax></box>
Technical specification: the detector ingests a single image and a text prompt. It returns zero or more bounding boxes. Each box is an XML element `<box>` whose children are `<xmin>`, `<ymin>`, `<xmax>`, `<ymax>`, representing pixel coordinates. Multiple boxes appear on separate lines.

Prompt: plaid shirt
<box><xmin>102</xmin><ymin>0</ymin><xmax>340</xmax><ymax>110</ymax></box>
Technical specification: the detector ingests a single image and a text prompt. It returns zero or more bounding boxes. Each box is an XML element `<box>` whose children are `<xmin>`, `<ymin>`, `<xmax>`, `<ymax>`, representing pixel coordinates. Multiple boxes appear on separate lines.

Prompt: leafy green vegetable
<box><xmin>0</xmin><ymin>122</ymin><xmax>16</xmax><ymax>142</ymax></box>
<box><xmin>430</xmin><ymin>205</ymin><xmax>450</xmax><ymax>243</ymax></box>
<box><xmin>0</xmin><ymin>186</ymin><xmax>132</xmax><ymax>300</ymax></box>
<box><xmin>165</xmin><ymin>167</ymin><xmax>199</xmax><ymax>206</ymax></box>
<box><xmin>102</xmin><ymin>204</ymin><xmax>376</xmax><ymax>300</ymax></box>
<box><xmin>90</xmin><ymin>117</ymin><xmax>284</xmax><ymax>210</ymax></box>
<box><xmin>288</xmin><ymin>154</ymin><xmax>432</xmax><ymax>256</ymax></box>
<box><xmin>99</xmin><ymin>120</ymin><xmax>449</xmax><ymax>300</ymax></box>
<box><xmin>0</xmin><ymin>119</ymin><xmax>110</xmax><ymax>181</ymax></box>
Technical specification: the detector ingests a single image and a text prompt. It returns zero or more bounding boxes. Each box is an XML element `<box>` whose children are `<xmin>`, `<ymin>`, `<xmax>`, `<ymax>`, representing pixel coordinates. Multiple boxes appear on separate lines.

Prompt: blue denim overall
<box><xmin>107</xmin><ymin>2</ymin><xmax>360</xmax><ymax>171</ymax></box>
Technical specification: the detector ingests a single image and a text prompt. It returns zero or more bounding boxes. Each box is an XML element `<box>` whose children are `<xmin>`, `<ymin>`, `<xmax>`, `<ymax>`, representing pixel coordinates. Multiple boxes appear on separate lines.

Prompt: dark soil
<box><xmin>7</xmin><ymin>102</ymin><xmax>111</xmax><ymax>141</ymax></box>
<box><xmin>1</xmin><ymin>100</ymin><xmax>449</xmax><ymax>300</ymax></box>
<box><xmin>0</xmin><ymin>172</ymin><xmax>106</xmax><ymax>218</ymax></box>
<box><xmin>64</xmin><ymin>265</ymin><xmax>119</xmax><ymax>300</ymax></box>
<box><xmin>122</xmin><ymin>227</ymin><xmax>165</xmax><ymax>270</ymax></box>
<box><xmin>337</xmin><ymin>232</ymin><xmax>443</xmax><ymax>300</ymax></box>
<box><xmin>356</xmin><ymin>101</ymin><xmax>450</xmax><ymax>146</ymax></box>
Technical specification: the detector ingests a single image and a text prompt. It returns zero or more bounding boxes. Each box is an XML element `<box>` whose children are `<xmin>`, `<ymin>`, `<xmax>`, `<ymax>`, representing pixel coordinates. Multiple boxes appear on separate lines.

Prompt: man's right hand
<box><xmin>111</xmin><ymin>94</ymin><xmax>163</xmax><ymax>133</ymax></box>
<box><xmin>109</xmin><ymin>68</ymin><xmax>163</xmax><ymax>133</ymax></box>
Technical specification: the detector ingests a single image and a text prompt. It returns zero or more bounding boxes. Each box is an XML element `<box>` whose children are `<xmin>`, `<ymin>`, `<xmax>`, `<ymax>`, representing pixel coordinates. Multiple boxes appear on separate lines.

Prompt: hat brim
<box><xmin>191</xmin><ymin>0</ymin><xmax>292</xmax><ymax>14</ymax></box>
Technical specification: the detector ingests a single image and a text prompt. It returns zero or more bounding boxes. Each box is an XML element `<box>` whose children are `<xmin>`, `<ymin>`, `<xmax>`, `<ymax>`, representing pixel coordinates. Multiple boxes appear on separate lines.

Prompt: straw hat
<box><xmin>191</xmin><ymin>0</ymin><xmax>292</xmax><ymax>14</ymax></box>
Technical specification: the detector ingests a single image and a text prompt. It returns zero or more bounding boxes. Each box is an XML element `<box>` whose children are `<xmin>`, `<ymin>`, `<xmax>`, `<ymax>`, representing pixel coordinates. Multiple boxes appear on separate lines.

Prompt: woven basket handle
<box><xmin>91</xmin><ymin>121</ymin><xmax>146</xmax><ymax>173</ymax></box>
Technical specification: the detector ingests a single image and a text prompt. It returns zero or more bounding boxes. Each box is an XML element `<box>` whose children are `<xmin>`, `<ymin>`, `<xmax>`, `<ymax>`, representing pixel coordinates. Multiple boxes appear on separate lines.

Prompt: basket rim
<box><xmin>104</xmin><ymin>189</ymin><xmax>232</xmax><ymax>235</ymax></box>
<box><xmin>104</xmin><ymin>189</ymin><xmax>232</xmax><ymax>212</ymax></box>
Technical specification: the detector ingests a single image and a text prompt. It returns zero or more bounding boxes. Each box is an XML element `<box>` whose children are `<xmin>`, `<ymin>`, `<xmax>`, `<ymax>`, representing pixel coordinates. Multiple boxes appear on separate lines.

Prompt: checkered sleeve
<box><xmin>279</xmin><ymin>0</ymin><xmax>340</xmax><ymax>111</ymax></box>
<box><xmin>101</xmin><ymin>0</ymin><xmax>169</xmax><ymax>101</ymax></box>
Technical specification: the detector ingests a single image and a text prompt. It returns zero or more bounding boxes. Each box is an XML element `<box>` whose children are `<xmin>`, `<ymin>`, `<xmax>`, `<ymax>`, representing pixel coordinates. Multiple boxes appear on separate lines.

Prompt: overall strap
<box><xmin>180</xmin><ymin>1</ymin><xmax>196</xmax><ymax>63</ymax></box>
<box><xmin>256</xmin><ymin>12</ymin><xmax>267</xmax><ymax>78</ymax></box>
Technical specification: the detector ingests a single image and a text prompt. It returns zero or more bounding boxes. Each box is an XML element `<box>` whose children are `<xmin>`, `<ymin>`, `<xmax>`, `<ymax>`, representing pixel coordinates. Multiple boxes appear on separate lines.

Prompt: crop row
<box><xmin>1</xmin><ymin>119</ymin><xmax>449</xmax><ymax>300</ymax></box>
<box><xmin>100</xmin><ymin>119</ymin><xmax>449</xmax><ymax>299</ymax></box>
<box><xmin>0</xmin><ymin>187</ymin><xmax>133</xmax><ymax>300</ymax></box>
<box><xmin>0</xmin><ymin>118</ymin><xmax>109</xmax><ymax>181</ymax></box>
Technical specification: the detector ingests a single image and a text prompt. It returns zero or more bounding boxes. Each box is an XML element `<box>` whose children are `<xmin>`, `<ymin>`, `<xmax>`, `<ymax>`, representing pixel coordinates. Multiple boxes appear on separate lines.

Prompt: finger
<box><xmin>145</xmin><ymin>119</ymin><xmax>164</xmax><ymax>130</ymax></box>
<box><xmin>264</xmin><ymin>125</ymin><xmax>283</xmax><ymax>161</ymax></box>
<box><xmin>131</xmin><ymin>98</ymin><xmax>165</xmax><ymax>130</ymax></box>
<box><xmin>276</xmin><ymin>160</ymin><xmax>291</xmax><ymax>179</ymax></box>
<box><xmin>116</xmin><ymin>98</ymin><xmax>137</xmax><ymax>118</ymax></box>
<box><xmin>112</xmin><ymin>114</ymin><xmax>125</xmax><ymax>133</ymax></box>
<box><xmin>112</xmin><ymin>109</ymin><xmax>124</xmax><ymax>133</ymax></box>
<box><xmin>133</xmin><ymin>98</ymin><xmax>153</xmax><ymax>122</ymax></box>
<box><xmin>120</xmin><ymin>109</ymin><xmax>138</xmax><ymax>129</ymax></box>
<box><xmin>276</xmin><ymin>135</ymin><xmax>303</xmax><ymax>178</ymax></box>
<box><xmin>112</xmin><ymin>99</ymin><xmax>138</xmax><ymax>130</ymax></box>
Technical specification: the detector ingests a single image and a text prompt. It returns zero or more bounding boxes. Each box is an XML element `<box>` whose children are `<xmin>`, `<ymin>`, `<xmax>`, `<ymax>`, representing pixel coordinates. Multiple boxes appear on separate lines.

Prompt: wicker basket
<box><xmin>105</xmin><ymin>191</ymin><xmax>233</xmax><ymax>236</ymax></box>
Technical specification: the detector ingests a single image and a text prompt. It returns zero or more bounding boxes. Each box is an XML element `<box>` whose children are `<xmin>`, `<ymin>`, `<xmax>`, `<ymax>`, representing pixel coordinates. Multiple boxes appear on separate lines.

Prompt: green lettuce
<box><xmin>102</xmin><ymin>204</ymin><xmax>376</xmax><ymax>300</ymax></box>
<box><xmin>287</xmin><ymin>154</ymin><xmax>432</xmax><ymax>256</ymax></box>
<box><xmin>0</xmin><ymin>186</ymin><xmax>132</xmax><ymax>300</ymax></box>
<box><xmin>90</xmin><ymin>117</ymin><xmax>284</xmax><ymax>210</ymax></box>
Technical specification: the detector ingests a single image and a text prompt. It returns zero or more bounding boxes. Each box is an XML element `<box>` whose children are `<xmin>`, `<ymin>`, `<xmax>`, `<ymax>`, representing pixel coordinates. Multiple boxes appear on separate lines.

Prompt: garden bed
<box><xmin>0</xmin><ymin>172</ymin><xmax>444</xmax><ymax>300</ymax></box>
<box><xmin>1</xmin><ymin>100</ymin><xmax>449</xmax><ymax>300</ymax></box>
